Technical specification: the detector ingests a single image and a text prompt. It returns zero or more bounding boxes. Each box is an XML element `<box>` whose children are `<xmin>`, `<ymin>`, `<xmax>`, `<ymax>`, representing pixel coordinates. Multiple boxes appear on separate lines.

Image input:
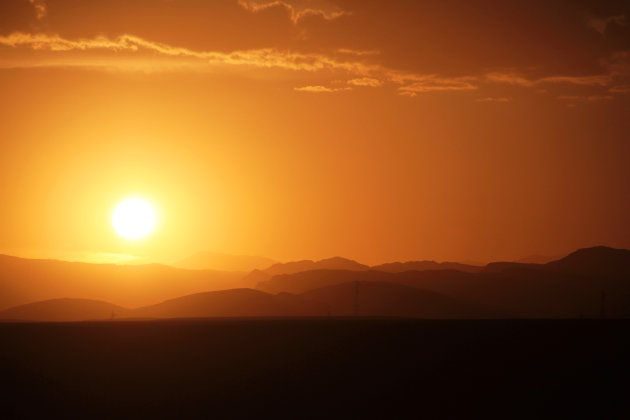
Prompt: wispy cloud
<box><xmin>610</xmin><ymin>84</ymin><xmax>630</xmax><ymax>93</ymax></box>
<box><xmin>28</xmin><ymin>0</ymin><xmax>47</xmax><ymax>21</ymax></box>
<box><xmin>394</xmin><ymin>74</ymin><xmax>478</xmax><ymax>95</ymax></box>
<box><xmin>476</xmin><ymin>97</ymin><xmax>511</xmax><ymax>102</ymax></box>
<box><xmin>347</xmin><ymin>77</ymin><xmax>382</xmax><ymax>87</ymax></box>
<box><xmin>0</xmin><ymin>32</ymin><xmax>374</xmax><ymax>74</ymax></box>
<box><xmin>294</xmin><ymin>85</ymin><xmax>350</xmax><ymax>92</ymax></box>
<box><xmin>541</xmin><ymin>75</ymin><xmax>611</xmax><ymax>86</ymax></box>
<box><xmin>585</xmin><ymin>95</ymin><xmax>613</xmax><ymax>101</ymax></box>
<box><xmin>557</xmin><ymin>95</ymin><xmax>613</xmax><ymax>101</ymax></box>
<box><xmin>1</xmin><ymin>31</ymin><xmax>624</xmax><ymax>100</ymax></box>
<box><xmin>486</xmin><ymin>72</ymin><xmax>611</xmax><ymax>87</ymax></box>
<box><xmin>587</xmin><ymin>14</ymin><xmax>626</xmax><ymax>35</ymax></box>
<box><xmin>485</xmin><ymin>72</ymin><xmax>533</xmax><ymax>86</ymax></box>
<box><xmin>604</xmin><ymin>50</ymin><xmax>630</xmax><ymax>78</ymax></box>
<box><xmin>0</xmin><ymin>32</ymin><xmax>474</xmax><ymax>96</ymax></box>
<box><xmin>237</xmin><ymin>0</ymin><xmax>347</xmax><ymax>24</ymax></box>
<box><xmin>337</xmin><ymin>48</ymin><xmax>380</xmax><ymax>56</ymax></box>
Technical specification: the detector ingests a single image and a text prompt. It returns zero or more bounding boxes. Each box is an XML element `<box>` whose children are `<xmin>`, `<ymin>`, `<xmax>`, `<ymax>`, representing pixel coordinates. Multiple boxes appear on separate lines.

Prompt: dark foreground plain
<box><xmin>1</xmin><ymin>319</ymin><xmax>629</xmax><ymax>419</ymax></box>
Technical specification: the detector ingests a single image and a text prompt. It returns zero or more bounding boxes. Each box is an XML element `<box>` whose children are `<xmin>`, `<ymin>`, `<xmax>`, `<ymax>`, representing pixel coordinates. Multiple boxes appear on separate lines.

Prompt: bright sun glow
<box><xmin>112</xmin><ymin>198</ymin><xmax>157</xmax><ymax>240</ymax></box>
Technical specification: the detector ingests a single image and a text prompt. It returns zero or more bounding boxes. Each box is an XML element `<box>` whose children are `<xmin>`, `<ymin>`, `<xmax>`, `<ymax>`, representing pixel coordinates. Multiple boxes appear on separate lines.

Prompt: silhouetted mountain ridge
<box><xmin>133</xmin><ymin>288</ymin><xmax>327</xmax><ymax>318</ymax></box>
<box><xmin>484</xmin><ymin>246</ymin><xmax>630</xmax><ymax>275</ymax></box>
<box><xmin>544</xmin><ymin>246</ymin><xmax>630</xmax><ymax>276</ymax></box>
<box><xmin>266</xmin><ymin>257</ymin><xmax>370</xmax><ymax>275</ymax></box>
<box><xmin>256</xmin><ymin>247</ymin><xmax>630</xmax><ymax>318</ymax></box>
<box><xmin>242</xmin><ymin>256</ymin><xmax>369</xmax><ymax>285</ymax></box>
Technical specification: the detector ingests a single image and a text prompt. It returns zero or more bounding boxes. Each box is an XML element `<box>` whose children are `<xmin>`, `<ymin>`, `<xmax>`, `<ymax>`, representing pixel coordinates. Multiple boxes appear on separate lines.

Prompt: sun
<box><xmin>112</xmin><ymin>198</ymin><xmax>157</xmax><ymax>240</ymax></box>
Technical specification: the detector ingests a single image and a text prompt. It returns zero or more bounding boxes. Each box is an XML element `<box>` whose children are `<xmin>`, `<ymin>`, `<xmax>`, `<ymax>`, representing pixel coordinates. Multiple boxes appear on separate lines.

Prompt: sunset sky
<box><xmin>1</xmin><ymin>0</ymin><xmax>629</xmax><ymax>265</ymax></box>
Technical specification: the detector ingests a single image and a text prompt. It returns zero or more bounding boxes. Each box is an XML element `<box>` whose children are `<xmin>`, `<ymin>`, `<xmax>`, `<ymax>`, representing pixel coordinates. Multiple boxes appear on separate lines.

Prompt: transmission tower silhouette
<box><xmin>353</xmin><ymin>281</ymin><xmax>359</xmax><ymax>317</ymax></box>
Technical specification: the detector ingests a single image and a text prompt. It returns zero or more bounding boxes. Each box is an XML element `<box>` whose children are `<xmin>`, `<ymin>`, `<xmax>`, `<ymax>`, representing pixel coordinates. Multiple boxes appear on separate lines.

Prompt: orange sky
<box><xmin>0</xmin><ymin>0</ymin><xmax>629</xmax><ymax>265</ymax></box>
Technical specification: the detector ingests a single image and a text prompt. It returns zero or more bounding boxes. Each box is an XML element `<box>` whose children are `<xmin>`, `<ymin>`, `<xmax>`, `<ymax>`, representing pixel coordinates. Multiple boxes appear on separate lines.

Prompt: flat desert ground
<box><xmin>2</xmin><ymin>319</ymin><xmax>629</xmax><ymax>419</ymax></box>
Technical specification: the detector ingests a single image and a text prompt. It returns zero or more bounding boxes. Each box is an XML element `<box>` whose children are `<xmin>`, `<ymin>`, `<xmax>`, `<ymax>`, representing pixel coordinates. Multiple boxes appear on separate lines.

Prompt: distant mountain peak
<box><xmin>558</xmin><ymin>245</ymin><xmax>628</xmax><ymax>259</ymax></box>
<box><xmin>545</xmin><ymin>246</ymin><xmax>630</xmax><ymax>276</ymax></box>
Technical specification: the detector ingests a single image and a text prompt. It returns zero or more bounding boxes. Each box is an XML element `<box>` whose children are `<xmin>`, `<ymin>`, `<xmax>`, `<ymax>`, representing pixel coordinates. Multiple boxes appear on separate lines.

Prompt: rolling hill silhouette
<box><xmin>0</xmin><ymin>283</ymin><xmax>490</xmax><ymax>321</ymax></box>
<box><xmin>174</xmin><ymin>252</ymin><xmax>276</xmax><ymax>272</ymax></box>
<box><xmin>262</xmin><ymin>268</ymin><xmax>598</xmax><ymax>317</ymax></box>
<box><xmin>257</xmin><ymin>269</ymin><xmax>400</xmax><ymax>294</ymax></box>
<box><xmin>0</xmin><ymin>298</ymin><xmax>129</xmax><ymax>322</ymax></box>
<box><xmin>0</xmin><ymin>254</ymin><xmax>245</xmax><ymax>310</ymax></box>
<box><xmin>243</xmin><ymin>256</ymin><xmax>369</xmax><ymax>285</ymax></box>
<box><xmin>0</xmin><ymin>289</ymin><xmax>328</xmax><ymax>321</ymax></box>
<box><xmin>301</xmin><ymin>281</ymin><xmax>493</xmax><ymax>318</ymax></box>
<box><xmin>132</xmin><ymin>288</ymin><xmax>327</xmax><ymax>318</ymax></box>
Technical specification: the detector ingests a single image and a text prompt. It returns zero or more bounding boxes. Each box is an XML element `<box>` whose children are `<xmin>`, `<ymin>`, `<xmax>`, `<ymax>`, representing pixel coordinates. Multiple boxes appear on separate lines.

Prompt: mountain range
<box><xmin>0</xmin><ymin>246</ymin><xmax>628</xmax><ymax>321</ymax></box>
<box><xmin>257</xmin><ymin>246</ymin><xmax>630</xmax><ymax>318</ymax></box>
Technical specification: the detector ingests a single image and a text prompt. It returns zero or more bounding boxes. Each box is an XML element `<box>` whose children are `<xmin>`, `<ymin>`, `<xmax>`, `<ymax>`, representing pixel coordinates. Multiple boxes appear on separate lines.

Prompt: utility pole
<box><xmin>353</xmin><ymin>281</ymin><xmax>359</xmax><ymax>317</ymax></box>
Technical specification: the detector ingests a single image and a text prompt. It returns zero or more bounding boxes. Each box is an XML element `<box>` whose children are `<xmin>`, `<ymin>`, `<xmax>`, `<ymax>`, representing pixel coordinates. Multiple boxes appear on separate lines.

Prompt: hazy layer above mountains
<box><xmin>0</xmin><ymin>255</ymin><xmax>246</xmax><ymax>310</ymax></box>
<box><xmin>173</xmin><ymin>252</ymin><xmax>276</xmax><ymax>272</ymax></box>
